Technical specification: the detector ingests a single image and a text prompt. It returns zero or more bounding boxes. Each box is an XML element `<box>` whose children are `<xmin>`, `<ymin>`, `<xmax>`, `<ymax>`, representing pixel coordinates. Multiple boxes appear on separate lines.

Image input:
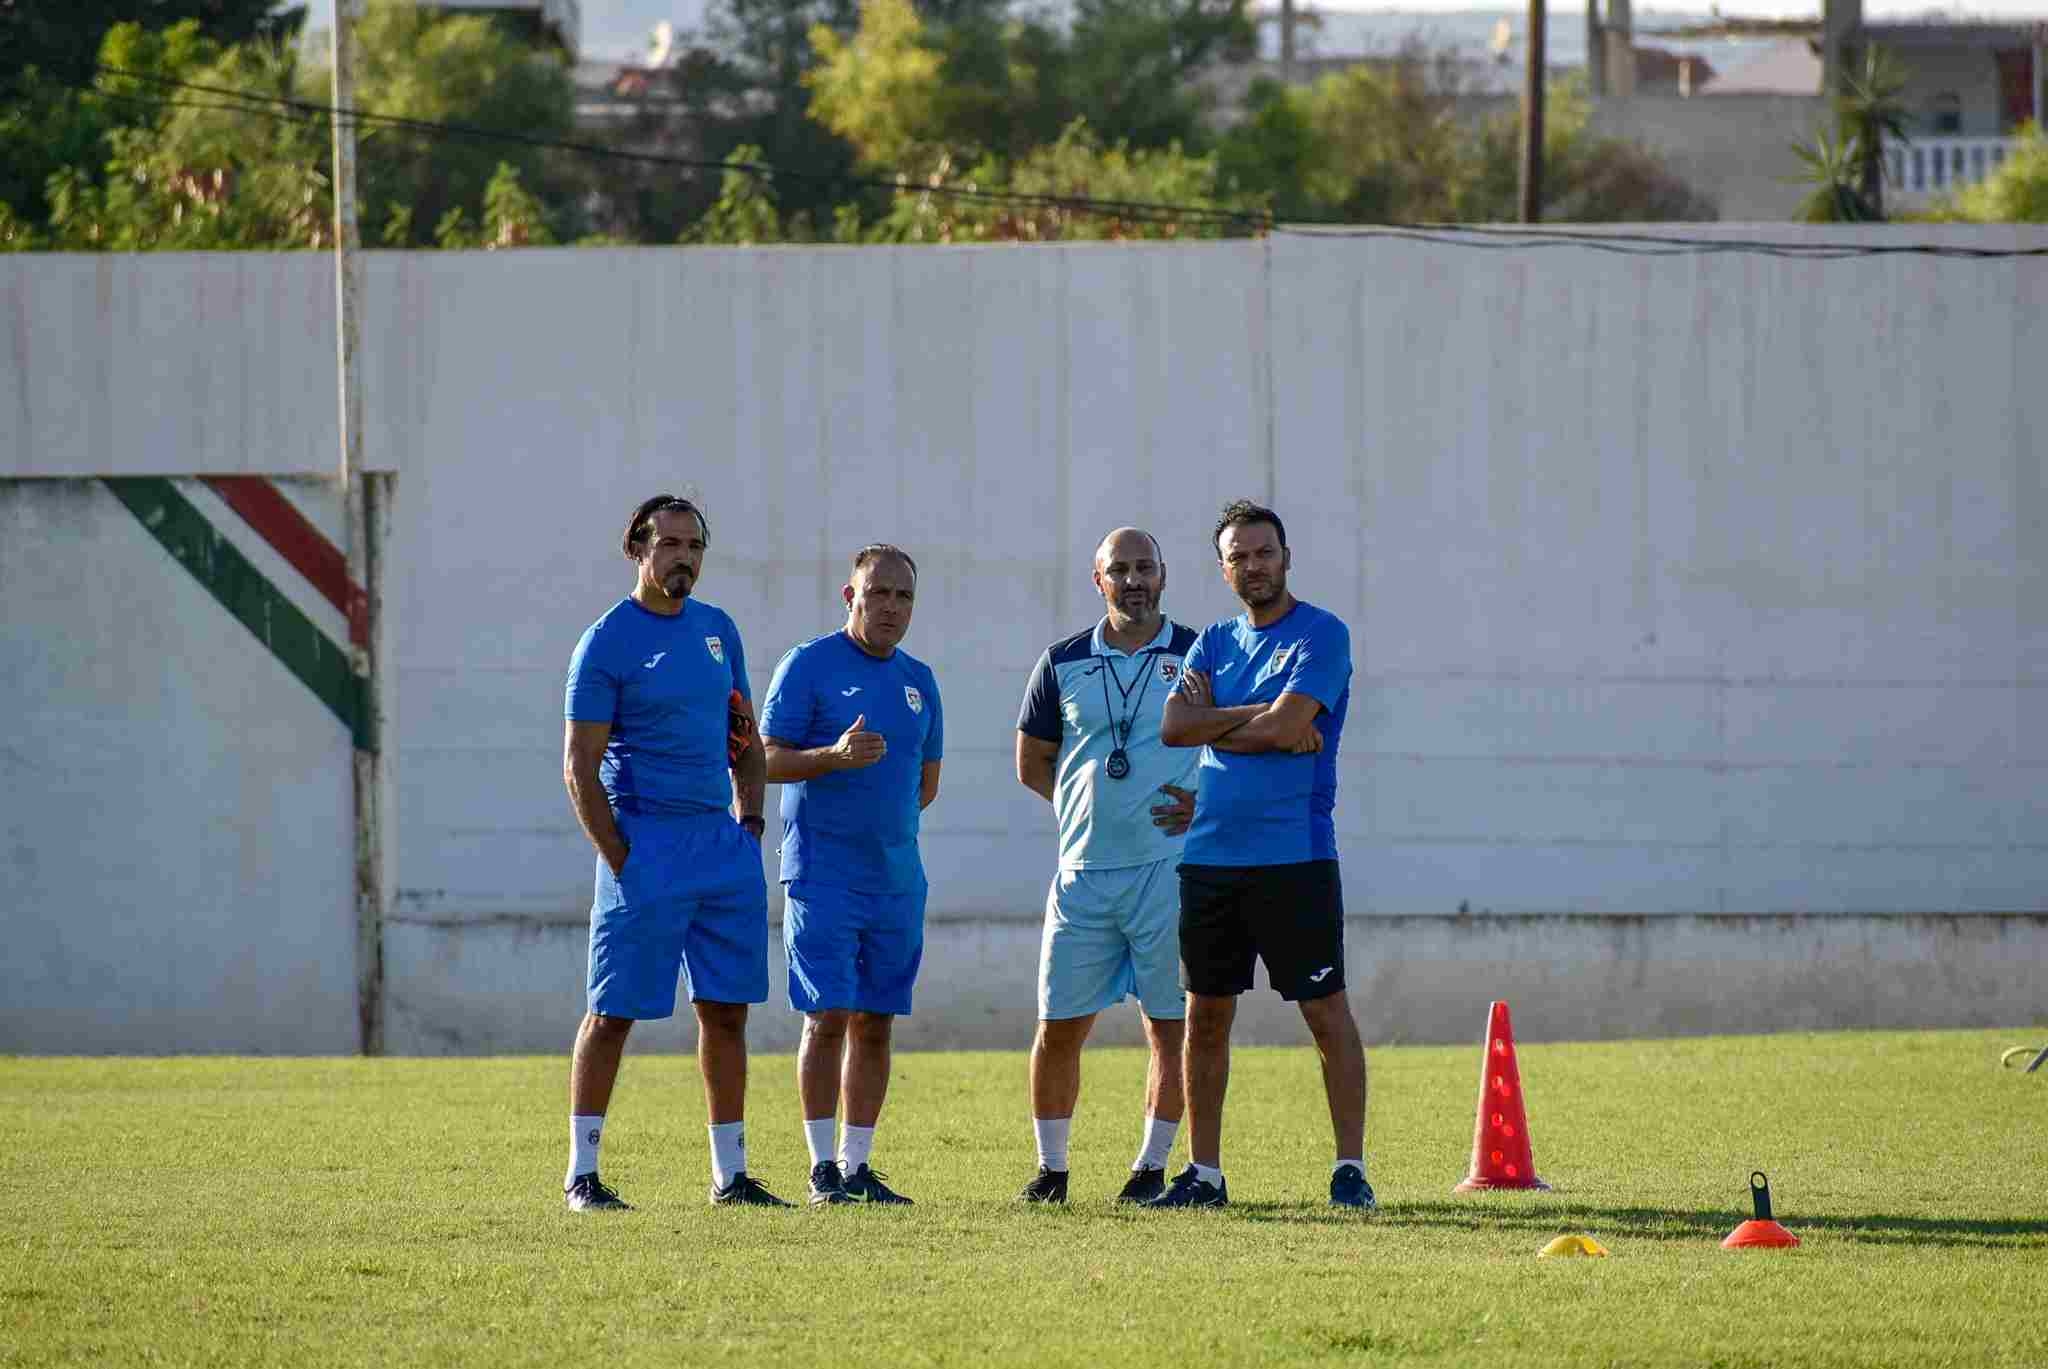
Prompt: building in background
<box><xmin>425</xmin><ymin>0</ymin><xmax>580</xmax><ymax>58</ymax></box>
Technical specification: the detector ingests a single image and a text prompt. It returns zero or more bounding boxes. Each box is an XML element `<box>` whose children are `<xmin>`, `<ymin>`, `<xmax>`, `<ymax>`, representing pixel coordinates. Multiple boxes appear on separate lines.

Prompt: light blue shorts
<box><xmin>588</xmin><ymin>810</ymin><xmax>769</xmax><ymax>1019</ymax></box>
<box><xmin>784</xmin><ymin>879</ymin><xmax>927</xmax><ymax>1016</ymax></box>
<box><xmin>1038</xmin><ymin>860</ymin><xmax>1185</xmax><ymax>1022</ymax></box>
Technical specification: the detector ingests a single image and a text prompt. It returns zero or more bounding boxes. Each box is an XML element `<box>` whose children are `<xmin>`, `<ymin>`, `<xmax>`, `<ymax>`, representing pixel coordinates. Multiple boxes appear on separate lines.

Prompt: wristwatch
<box><xmin>739</xmin><ymin>814</ymin><xmax>767</xmax><ymax>837</ymax></box>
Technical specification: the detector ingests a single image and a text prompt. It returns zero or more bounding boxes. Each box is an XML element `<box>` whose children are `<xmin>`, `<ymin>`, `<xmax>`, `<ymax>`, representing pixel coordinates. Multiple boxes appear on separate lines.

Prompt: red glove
<box><xmin>727</xmin><ymin>688</ymin><xmax>756</xmax><ymax>766</ymax></box>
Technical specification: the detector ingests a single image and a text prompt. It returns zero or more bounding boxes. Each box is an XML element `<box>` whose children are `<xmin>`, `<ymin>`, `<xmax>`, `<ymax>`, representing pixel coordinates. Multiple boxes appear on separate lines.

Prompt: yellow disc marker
<box><xmin>1538</xmin><ymin>1234</ymin><xmax>1611</xmax><ymax>1258</ymax></box>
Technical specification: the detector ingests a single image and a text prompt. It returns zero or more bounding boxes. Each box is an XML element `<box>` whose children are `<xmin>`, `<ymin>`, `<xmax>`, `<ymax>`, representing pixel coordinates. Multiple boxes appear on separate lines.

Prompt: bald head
<box><xmin>1093</xmin><ymin>527</ymin><xmax>1163</xmax><ymax>572</ymax></box>
<box><xmin>1092</xmin><ymin>526</ymin><xmax>1166</xmax><ymax>638</ymax></box>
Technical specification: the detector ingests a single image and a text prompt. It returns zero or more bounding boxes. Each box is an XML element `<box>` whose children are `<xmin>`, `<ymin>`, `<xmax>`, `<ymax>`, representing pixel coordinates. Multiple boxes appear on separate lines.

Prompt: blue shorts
<box><xmin>1039</xmin><ymin>860</ymin><xmax>1185</xmax><ymax>1022</ymax></box>
<box><xmin>588</xmin><ymin>810</ymin><xmax>769</xmax><ymax>1019</ymax></box>
<box><xmin>783</xmin><ymin>879</ymin><xmax>926</xmax><ymax>1016</ymax></box>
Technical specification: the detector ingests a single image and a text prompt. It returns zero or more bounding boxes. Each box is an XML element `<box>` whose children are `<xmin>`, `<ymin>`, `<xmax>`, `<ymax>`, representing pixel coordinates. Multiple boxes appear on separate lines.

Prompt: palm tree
<box><xmin>1836</xmin><ymin>45</ymin><xmax>1910</xmax><ymax>221</ymax></box>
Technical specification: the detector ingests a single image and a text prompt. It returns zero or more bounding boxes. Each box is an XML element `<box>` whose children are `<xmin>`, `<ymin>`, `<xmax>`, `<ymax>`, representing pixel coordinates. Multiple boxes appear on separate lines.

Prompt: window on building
<box><xmin>1927</xmin><ymin>91</ymin><xmax>1962</xmax><ymax>135</ymax></box>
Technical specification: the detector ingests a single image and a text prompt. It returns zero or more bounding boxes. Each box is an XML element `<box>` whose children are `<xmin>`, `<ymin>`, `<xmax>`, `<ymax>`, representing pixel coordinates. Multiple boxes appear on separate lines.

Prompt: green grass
<box><xmin>3</xmin><ymin>1030</ymin><xmax>2044</xmax><ymax>1367</ymax></box>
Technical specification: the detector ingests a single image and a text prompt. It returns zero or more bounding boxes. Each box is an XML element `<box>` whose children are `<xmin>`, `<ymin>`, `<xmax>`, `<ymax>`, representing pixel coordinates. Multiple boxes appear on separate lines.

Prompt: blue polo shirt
<box><xmin>761</xmin><ymin>631</ymin><xmax>944</xmax><ymax>894</ymax></box>
<box><xmin>1178</xmin><ymin>600</ymin><xmax>1351</xmax><ymax>867</ymax></box>
<box><xmin>563</xmin><ymin>596</ymin><xmax>751</xmax><ymax>817</ymax></box>
<box><xmin>1017</xmin><ymin>618</ymin><xmax>1201</xmax><ymax>871</ymax></box>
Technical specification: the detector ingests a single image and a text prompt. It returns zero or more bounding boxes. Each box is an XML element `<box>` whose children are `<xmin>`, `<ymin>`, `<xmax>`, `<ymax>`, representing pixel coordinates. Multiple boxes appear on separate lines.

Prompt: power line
<box><xmin>83</xmin><ymin>65</ymin><xmax>1274</xmax><ymax>233</ymax></box>
<box><xmin>74</xmin><ymin>65</ymin><xmax>2048</xmax><ymax>259</ymax></box>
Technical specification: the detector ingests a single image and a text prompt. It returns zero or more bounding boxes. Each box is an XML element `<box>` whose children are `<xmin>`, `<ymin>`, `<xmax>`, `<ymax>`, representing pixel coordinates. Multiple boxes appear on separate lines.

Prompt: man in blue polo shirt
<box><xmin>560</xmin><ymin>495</ymin><xmax>789</xmax><ymax>1211</ymax></box>
<box><xmin>1013</xmin><ymin>527</ymin><xmax>1198</xmax><ymax>1205</ymax></box>
<box><xmin>761</xmin><ymin>544</ymin><xmax>943</xmax><ymax>1206</ymax></box>
<box><xmin>1151</xmin><ymin>499</ymin><xmax>1375</xmax><ymax>1212</ymax></box>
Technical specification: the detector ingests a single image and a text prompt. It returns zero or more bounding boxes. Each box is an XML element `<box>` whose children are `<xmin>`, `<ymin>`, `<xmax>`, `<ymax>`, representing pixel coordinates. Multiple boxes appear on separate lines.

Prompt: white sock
<box><xmin>1034</xmin><ymin>1116</ymin><xmax>1072</xmax><ymax>1172</ymax></box>
<box><xmin>708</xmin><ymin>1121</ymin><xmax>746</xmax><ymax>1189</ymax></box>
<box><xmin>804</xmin><ymin>1117</ymin><xmax>837</xmax><ymax>1166</ymax></box>
<box><xmin>839</xmin><ymin>1123</ymin><xmax>875</xmax><ymax>1173</ymax></box>
<box><xmin>1333</xmin><ymin>1158</ymin><xmax>1366</xmax><ymax>1178</ymax></box>
<box><xmin>567</xmin><ymin>1114</ymin><xmax>604</xmax><ymax>1187</ymax></box>
<box><xmin>1192</xmin><ymin>1162</ymin><xmax>1224</xmax><ymax>1187</ymax></box>
<box><xmin>1134</xmin><ymin>1115</ymin><xmax>1178</xmax><ymax>1171</ymax></box>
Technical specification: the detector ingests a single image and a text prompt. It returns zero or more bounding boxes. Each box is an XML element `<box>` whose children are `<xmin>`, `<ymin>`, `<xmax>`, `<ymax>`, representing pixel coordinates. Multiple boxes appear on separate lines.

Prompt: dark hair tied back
<box><xmin>622</xmin><ymin>495</ymin><xmax>709</xmax><ymax>560</ymax></box>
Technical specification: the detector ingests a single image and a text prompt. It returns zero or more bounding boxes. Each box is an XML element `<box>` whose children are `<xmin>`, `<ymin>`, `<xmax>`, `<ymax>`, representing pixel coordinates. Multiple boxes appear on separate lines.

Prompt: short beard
<box><xmin>1236</xmin><ymin>577</ymin><xmax>1282</xmax><ymax>608</ymax></box>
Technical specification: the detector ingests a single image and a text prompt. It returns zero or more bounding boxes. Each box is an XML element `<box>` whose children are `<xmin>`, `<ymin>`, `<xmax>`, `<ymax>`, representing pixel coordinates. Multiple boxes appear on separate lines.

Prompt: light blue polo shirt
<box><xmin>760</xmin><ymin>630</ymin><xmax>943</xmax><ymax>894</ymax></box>
<box><xmin>563</xmin><ymin>597</ymin><xmax>751</xmax><ymax>817</ymax></box>
<box><xmin>1018</xmin><ymin>618</ymin><xmax>1201</xmax><ymax>871</ymax></box>
<box><xmin>1179</xmin><ymin>600</ymin><xmax>1351</xmax><ymax>867</ymax></box>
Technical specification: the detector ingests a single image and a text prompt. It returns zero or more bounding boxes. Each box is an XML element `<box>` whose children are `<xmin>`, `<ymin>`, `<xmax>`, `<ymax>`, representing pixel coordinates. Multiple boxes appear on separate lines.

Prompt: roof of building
<box><xmin>1701</xmin><ymin>38</ymin><xmax>1823</xmax><ymax>95</ymax></box>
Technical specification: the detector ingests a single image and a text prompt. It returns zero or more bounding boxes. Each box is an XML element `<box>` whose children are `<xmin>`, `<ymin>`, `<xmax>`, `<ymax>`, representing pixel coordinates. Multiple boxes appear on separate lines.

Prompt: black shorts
<box><xmin>1178</xmin><ymin>860</ymin><xmax>1345</xmax><ymax>1002</ymax></box>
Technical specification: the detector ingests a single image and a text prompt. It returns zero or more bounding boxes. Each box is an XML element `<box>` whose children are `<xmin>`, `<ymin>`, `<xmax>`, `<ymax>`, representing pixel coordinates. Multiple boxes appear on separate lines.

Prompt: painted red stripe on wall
<box><xmin>202</xmin><ymin>476</ymin><xmax>368</xmax><ymax>648</ymax></box>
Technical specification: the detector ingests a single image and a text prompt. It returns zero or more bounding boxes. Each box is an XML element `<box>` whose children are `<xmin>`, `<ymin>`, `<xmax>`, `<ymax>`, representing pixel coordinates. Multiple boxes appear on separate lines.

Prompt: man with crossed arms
<box><xmin>1014</xmin><ymin>527</ymin><xmax>1198</xmax><ymax>1204</ymax></box>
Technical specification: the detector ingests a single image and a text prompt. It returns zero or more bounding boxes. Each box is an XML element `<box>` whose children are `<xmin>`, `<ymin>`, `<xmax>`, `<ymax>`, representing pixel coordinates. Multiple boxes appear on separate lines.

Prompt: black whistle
<box><xmin>1750</xmin><ymin>1171</ymin><xmax>1774</xmax><ymax>1221</ymax></box>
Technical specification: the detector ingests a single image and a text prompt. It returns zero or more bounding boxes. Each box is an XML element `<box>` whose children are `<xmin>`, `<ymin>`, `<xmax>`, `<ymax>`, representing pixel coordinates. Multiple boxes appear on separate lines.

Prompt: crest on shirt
<box><xmin>1158</xmin><ymin>659</ymin><xmax>1181</xmax><ymax>685</ymax></box>
<box><xmin>705</xmin><ymin>636</ymin><xmax>725</xmax><ymax>665</ymax></box>
<box><xmin>904</xmin><ymin>685</ymin><xmax>924</xmax><ymax>714</ymax></box>
<box><xmin>1270</xmin><ymin>643</ymin><xmax>1296</xmax><ymax>671</ymax></box>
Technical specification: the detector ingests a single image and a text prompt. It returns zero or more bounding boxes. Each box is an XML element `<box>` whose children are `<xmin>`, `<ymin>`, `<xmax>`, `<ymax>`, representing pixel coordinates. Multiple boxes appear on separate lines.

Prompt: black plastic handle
<box><xmin>1750</xmin><ymin>1171</ymin><xmax>1773</xmax><ymax>1220</ymax></box>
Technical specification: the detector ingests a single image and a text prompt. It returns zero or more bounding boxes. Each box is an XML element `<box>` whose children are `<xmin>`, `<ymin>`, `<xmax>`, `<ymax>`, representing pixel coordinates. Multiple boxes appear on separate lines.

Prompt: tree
<box><xmin>37</xmin><ymin>1</ymin><xmax>582</xmax><ymax>251</ymax></box>
<box><xmin>1836</xmin><ymin>45</ymin><xmax>1909</xmax><ymax>222</ymax></box>
<box><xmin>806</xmin><ymin>0</ymin><xmax>944</xmax><ymax>170</ymax></box>
<box><xmin>306</xmin><ymin>0</ymin><xmax>576</xmax><ymax>247</ymax></box>
<box><xmin>1947</xmin><ymin>122</ymin><xmax>2048</xmax><ymax>222</ymax></box>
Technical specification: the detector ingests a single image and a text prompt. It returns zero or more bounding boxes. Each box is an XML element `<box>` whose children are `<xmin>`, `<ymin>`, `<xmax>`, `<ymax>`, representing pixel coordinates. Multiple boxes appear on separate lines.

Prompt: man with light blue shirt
<box><xmin>560</xmin><ymin>495</ymin><xmax>789</xmax><ymax>1211</ymax></box>
<box><xmin>1013</xmin><ymin>528</ymin><xmax>1199</xmax><ymax>1206</ymax></box>
<box><xmin>761</xmin><ymin>544</ymin><xmax>942</xmax><ymax>1206</ymax></box>
<box><xmin>1151</xmin><ymin>499</ymin><xmax>1375</xmax><ymax>1213</ymax></box>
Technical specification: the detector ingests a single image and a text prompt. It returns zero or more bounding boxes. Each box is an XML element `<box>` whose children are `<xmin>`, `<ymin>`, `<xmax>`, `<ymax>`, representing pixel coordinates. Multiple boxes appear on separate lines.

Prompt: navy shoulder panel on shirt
<box><xmin>1045</xmin><ymin>627</ymin><xmax>1096</xmax><ymax>670</ymax></box>
<box><xmin>1166</xmin><ymin>622</ymin><xmax>1199</xmax><ymax>656</ymax></box>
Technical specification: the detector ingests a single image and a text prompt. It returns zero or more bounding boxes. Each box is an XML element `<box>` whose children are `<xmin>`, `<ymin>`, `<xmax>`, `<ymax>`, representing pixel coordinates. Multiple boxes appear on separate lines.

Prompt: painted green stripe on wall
<box><xmin>103</xmin><ymin>477</ymin><xmax>367</xmax><ymax>746</ymax></box>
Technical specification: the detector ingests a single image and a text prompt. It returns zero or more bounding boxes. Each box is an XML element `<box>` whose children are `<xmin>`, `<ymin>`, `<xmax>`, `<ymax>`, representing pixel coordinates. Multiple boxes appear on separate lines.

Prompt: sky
<box><xmin>297</xmin><ymin>1</ymin><xmax>2048</xmax><ymax>59</ymax></box>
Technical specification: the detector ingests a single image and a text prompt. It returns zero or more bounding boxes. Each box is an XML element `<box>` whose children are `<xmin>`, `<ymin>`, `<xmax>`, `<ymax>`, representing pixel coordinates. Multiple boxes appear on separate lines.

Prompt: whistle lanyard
<box><xmin>1097</xmin><ymin>650</ymin><xmax>1157</xmax><ymax>780</ymax></box>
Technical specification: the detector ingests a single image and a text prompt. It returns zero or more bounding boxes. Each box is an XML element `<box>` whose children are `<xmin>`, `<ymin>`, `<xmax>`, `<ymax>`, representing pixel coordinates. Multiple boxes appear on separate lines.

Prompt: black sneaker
<box><xmin>1144</xmin><ymin>1164</ymin><xmax>1228</xmax><ymax>1209</ymax></box>
<box><xmin>808</xmin><ymin>1160</ymin><xmax>856</xmax><ymax>1206</ymax></box>
<box><xmin>1116</xmin><ymin>1166</ymin><xmax>1167</xmax><ymax>1205</ymax></box>
<box><xmin>564</xmin><ymin>1172</ymin><xmax>631</xmax><ymax>1212</ymax></box>
<box><xmin>1329</xmin><ymin>1164</ymin><xmax>1378</xmax><ymax>1211</ymax></box>
<box><xmin>1016</xmin><ymin>1167</ymin><xmax>1069</xmax><ymax>1204</ymax></box>
<box><xmin>842</xmin><ymin>1164</ymin><xmax>913</xmax><ymax>1205</ymax></box>
<box><xmin>708</xmin><ymin>1171</ymin><xmax>793</xmax><ymax>1207</ymax></box>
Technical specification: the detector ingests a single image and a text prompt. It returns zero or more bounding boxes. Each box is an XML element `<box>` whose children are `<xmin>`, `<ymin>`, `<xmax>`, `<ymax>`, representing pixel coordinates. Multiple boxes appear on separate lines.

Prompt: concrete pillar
<box><xmin>1588</xmin><ymin>0</ymin><xmax>1606</xmax><ymax>97</ymax></box>
<box><xmin>1605</xmin><ymin>0</ymin><xmax>1635</xmax><ymax>97</ymax></box>
<box><xmin>1823</xmin><ymin>0</ymin><xmax>1864</xmax><ymax>97</ymax></box>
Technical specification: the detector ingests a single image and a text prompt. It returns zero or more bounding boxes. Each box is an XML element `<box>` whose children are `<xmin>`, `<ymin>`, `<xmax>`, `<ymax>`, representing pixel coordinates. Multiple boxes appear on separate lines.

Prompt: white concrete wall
<box><xmin>0</xmin><ymin>479</ymin><xmax>358</xmax><ymax>1051</ymax></box>
<box><xmin>4</xmin><ymin>232</ymin><xmax>2046</xmax><ymax>1053</ymax></box>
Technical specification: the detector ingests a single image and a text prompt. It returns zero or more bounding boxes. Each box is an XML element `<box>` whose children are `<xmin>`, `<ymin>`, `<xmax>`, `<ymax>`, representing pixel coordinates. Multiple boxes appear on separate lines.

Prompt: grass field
<box><xmin>3</xmin><ymin>1029</ymin><xmax>2044</xmax><ymax>1367</ymax></box>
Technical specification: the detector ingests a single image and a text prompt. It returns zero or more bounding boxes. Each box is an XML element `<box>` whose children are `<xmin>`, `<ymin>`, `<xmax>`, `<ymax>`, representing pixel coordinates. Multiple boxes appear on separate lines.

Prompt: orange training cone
<box><xmin>1453</xmin><ymin>1000</ymin><xmax>1550</xmax><ymax>1192</ymax></box>
<box><xmin>1721</xmin><ymin>1172</ymin><xmax>1801</xmax><ymax>1249</ymax></box>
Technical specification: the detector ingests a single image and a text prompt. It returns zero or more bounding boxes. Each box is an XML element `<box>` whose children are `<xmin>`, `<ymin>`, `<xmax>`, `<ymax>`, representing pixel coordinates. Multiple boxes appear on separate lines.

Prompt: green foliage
<box><xmin>1835</xmin><ymin>44</ymin><xmax>1910</xmax><ymax>218</ymax></box>
<box><xmin>31</xmin><ymin>1</ymin><xmax>579</xmax><ymax>251</ymax></box>
<box><xmin>304</xmin><ymin>0</ymin><xmax>577</xmax><ymax>247</ymax></box>
<box><xmin>1791</xmin><ymin>124</ymin><xmax>1880</xmax><ymax>223</ymax></box>
<box><xmin>1215</xmin><ymin>59</ymin><xmax>1713</xmax><ymax>225</ymax></box>
<box><xmin>871</xmin><ymin>119</ymin><xmax>1254</xmax><ymax>241</ymax></box>
<box><xmin>1947</xmin><ymin>122</ymin><xmax>2048</xmax><ymax>222</ymax></box>
<box><xmin>684</xmin><ymin>144</ymin><xmax>806</xmax><ymax>243</ymax></box>
<box><xmin>806</xmin><ymin>0</ymin><xmax>945</xmax><ymax>170</ymax></box>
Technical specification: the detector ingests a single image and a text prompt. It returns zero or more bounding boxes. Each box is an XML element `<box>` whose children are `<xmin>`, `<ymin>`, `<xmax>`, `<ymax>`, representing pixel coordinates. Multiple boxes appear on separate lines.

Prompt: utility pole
<box><xmin>1280</xmin><ymin>0</ymin><xmax>1297</xmax><ymax>83</ymax></box>
<box><xmin>1519</xmin><ymin>0</ymin><xmax>1546</xmax><ymax>222</ymax></box>
<box><xmin>331</xmin><ymin>0</ymin><xmax>384</xmax><ymax>1056</ymax></box>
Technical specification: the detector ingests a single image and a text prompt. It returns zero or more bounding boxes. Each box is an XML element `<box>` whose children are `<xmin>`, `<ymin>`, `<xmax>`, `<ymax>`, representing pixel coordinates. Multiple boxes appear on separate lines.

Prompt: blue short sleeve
<box><xmin>724</xmin><ymin>612</ymin><xmax>752</xmax><ymax>704</ymax></box>
<box><xmin>760</xmin><ymin>646</ymin><xmax>814</xmax><ymax>745</ymax></box>
<box><xmin>1181</xmin><ymin>628</ymin><xmax>1211</xmax><ymax>686</ymax></box>
<box><xmin>1282</xmin><ymin>614</ymin><xmax>1350</xmax><ymax>713</ymax></box>
<box><xmin>1017</xmin><ymin>650</ymin><xmax>1061</xmax><ymax>743</ymax></box>
<box><xmin>921</xmin><ymin>665</ymin><xmax>944</xmax><ymax>762</ymax></box>
<box><xmin>565</xmin><ymin>624</ymin><xmax>620</xmax><ymax>723</ymax></box>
